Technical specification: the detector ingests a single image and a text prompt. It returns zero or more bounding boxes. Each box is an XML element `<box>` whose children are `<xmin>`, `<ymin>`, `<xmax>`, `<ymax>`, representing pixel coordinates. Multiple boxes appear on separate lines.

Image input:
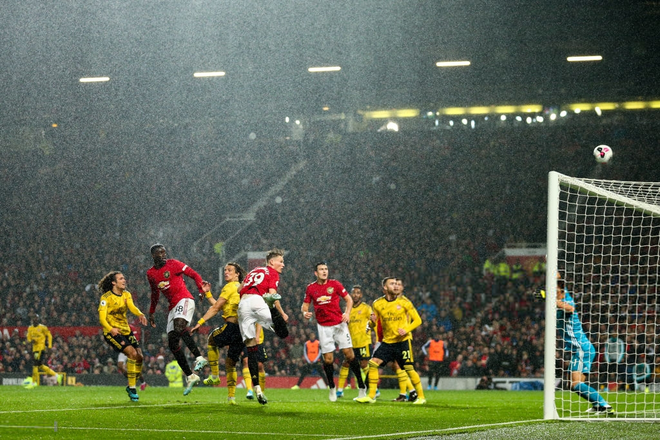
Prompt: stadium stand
<box><xmin>2</xmin><ymin>115</ymin><xmax>659</xmax><ymax>388</ymax></box>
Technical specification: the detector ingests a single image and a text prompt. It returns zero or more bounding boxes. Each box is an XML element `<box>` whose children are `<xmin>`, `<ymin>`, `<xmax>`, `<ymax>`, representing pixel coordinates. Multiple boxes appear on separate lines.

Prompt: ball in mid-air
<box><xmin>593</xmin><ymin>145</ymin><xmax>613</xmax><ymax>164</ymax></box>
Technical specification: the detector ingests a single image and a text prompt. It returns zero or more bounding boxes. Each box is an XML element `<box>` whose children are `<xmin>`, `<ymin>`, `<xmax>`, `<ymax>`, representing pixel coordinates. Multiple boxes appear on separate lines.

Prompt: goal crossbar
<box><xmin>545</xmin><ymin>171</ymin><xmax>660</xmax><ymax>421</ymax></box>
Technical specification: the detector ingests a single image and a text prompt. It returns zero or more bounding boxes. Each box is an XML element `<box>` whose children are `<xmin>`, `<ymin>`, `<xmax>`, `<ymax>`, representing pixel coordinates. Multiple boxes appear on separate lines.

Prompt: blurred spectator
<box><xmin>604</xmin><ymin>333</ymin><xmax>626</xmax><ymax>387</ymax></box>
<box><xmin>630</xmin><ymin>355</ymin><xmax>652</xmax><ymax>392</ymax></box>
<box><xmin>475</xmin><ymin>376</ymin><xmax>505</xmax><ymax>390</ymax></box>
<box><xmin>2</xmin><ymin>120</ymin><xmax>660</xmax><ymax>383</ymax></box>
<box><xmin>418</xmin><ymin>298</ymin><xmax>438</xmax><ymax>323</ymax></box>
<box><xmin>449</xmin><ymin>354</ymin><xmax>464</xmax><ymax>377</ymax></box>
<box><xmin>103</xmin><ymin>358</ymin><xmax>117</xmax><ymax>374</ymax></box>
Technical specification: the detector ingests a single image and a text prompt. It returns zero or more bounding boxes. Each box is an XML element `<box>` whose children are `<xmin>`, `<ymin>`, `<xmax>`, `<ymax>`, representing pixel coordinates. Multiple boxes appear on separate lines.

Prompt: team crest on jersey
<box><xmin>397</xmin><ymin>305</ymin><xmax>402</xmax><ymax>310</ymax></box>
<box><xmin>164</xmin><ymin>271</ymin><xmax>170</xmax><ymax>278</ymax></box>
<box><xmin>326</xmin><ymin>287</ymin><xmax>334</xmax><ymax>294</ymax></box>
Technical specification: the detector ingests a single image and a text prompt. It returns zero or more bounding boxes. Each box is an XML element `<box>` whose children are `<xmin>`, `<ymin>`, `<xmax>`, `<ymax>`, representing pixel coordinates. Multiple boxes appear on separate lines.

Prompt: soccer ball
<box><xmin>593</xmin><ymin>145</ymin><xmax>613</xmax><ymax>164</ymax></box>
<box><xmin>22</xmin><ymin>377</ymin><xmax>34</xmax><ymax>388</ymax></box>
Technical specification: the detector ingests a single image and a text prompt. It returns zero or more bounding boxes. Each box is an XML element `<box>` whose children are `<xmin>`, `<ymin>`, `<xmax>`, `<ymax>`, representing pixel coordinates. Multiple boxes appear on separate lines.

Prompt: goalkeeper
<box><xmin>554</xmin><ymin>273</ymin><xmax>613</xmax><ymax>414</ymax></box>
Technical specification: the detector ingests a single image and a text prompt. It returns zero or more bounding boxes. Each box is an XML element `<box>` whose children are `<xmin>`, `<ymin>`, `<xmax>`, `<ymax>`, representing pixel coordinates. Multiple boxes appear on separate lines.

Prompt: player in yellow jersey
<box><xmin>98</xmin><ymin>271</ymin><xmax>148</xmax><ymax>402</ymax></box>
<box><xmin>356</xmin><ymin>277</ymin><xmax>426</xmax><ymax>405</ymax></box>
<box><xmin>190</xmin><ymin>262</ymin><xmax>246</xmax><ymax>405</ymax></box>
<box><xmin>365</xmin><ymin>278</ymin><xmax>416</xmax><ymax>401</ymax></box>
<box><xmin>391</xmin><ymin>277</ymin><xmax>417</xmax><ymax>402</ymax></box>
<box><xmin>26</xmin><ymin>315</ymin><xmax>60</xmax><ymax>387</ymax></box>
<box><xmin>336</xmin><ymin>285</ymin><xmax>372</xmax><ymax>398</ymax></box>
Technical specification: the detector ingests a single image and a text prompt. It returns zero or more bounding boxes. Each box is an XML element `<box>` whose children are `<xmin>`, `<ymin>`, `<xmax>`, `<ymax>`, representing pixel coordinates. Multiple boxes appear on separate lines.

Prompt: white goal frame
<box><xmin>544</xmin><ymin>171</ymin><xmax>660</xmax><ymax>420</ymax></box>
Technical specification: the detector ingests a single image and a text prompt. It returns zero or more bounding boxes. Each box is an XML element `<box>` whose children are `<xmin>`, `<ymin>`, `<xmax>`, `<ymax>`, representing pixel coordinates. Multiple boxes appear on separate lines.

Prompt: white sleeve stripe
<box><xmin>182</xmin><ymin>265</ymin><xmax>188</xmax><ymax>271</ymax></box>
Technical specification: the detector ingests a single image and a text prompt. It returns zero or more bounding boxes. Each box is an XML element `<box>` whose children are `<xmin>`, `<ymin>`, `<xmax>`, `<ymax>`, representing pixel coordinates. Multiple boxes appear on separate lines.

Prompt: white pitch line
<box><xmin>0</xmin><ymin>402</ymin><xmax>348</xmax><ymax>438</ymax></box>
<box><xmin>0</xmin><ymin>402</ymin><xmax>189</xmax><ymax>415</ymax></box>
<box><xmin>0</xmin><ymin>425</ymin><xmax>335</xmax><ymax>437</ymax></box>
<box><xmin>323</xmin><ymin>419</ymin><xmax>546</xmax><ymax>440</ymax></box>
<box><xmin>0</xmin><ymin>398</ymin><xmax>329</xmax><ymax>415</ymax></box>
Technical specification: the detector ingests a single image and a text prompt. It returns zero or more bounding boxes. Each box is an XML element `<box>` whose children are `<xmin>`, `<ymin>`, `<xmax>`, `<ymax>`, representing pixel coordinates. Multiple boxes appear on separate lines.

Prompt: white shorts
<box><xmin>166</xmin><ymin>298</ymin><xmax>196</xmax><ymax>333</ymax></box>
<box><xmin>117</xmin><ymin>352</ymin><xmax>127</xmax><ymax>364</ymax></box>
<box><xmin>317</xmin><ymin>322</ymin><xmax>353</xmax><ymax>354</ymax></box>
<box><xmin>237</xmin><ymin>294</ymin><xmax>274</xmax><ymax>341</ymax></box>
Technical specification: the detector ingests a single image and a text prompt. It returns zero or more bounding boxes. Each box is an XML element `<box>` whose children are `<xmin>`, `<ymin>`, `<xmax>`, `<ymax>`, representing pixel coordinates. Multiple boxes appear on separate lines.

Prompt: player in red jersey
<box><xmin>147</xmin><ymin>244</ymin><xmax>209</xmax><ymax>396</ymax></box>
<box><xmin>301</xmin><ymin>262</ymin><xmax>366</xmax><ymax>402</ymax></box>
<box><xmin>237</xmin><ymin>248</ymin><xmax>290</xmax><ymax>405</ymax></box>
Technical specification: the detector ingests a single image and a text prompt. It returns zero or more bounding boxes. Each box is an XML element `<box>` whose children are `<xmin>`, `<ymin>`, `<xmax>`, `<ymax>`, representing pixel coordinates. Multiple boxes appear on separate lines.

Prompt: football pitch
<box><xmin>1</xmin><ymin>386</ymin><xmax>657</xmax><ymax>439</ymax></box>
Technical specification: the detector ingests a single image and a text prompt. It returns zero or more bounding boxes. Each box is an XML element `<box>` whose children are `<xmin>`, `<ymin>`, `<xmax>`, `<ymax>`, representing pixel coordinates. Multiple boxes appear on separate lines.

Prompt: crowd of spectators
<box><xmin>2</xmin><ymin>113</ymin><xmax>660</xmax><ymax>388</ymax></box>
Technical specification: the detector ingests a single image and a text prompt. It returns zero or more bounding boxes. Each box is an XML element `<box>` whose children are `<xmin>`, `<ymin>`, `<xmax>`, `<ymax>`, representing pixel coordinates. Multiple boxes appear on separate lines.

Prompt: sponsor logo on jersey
<box><xmin>158</xmin><ymin>281</ymin><xmax>171</xmax><ymax>290</ymax></box>
<box><xmin>317</xmin><ymin>295</ymin><xmax>332</xmax><ymax>303</ymax></box>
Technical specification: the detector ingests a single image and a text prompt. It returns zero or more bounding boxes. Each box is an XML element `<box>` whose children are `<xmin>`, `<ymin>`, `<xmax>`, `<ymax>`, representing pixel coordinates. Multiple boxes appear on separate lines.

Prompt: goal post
<box><xmin>545</xmin><ymin>171</ymin><xmax>660</xmax><ymax>420</ymax></box>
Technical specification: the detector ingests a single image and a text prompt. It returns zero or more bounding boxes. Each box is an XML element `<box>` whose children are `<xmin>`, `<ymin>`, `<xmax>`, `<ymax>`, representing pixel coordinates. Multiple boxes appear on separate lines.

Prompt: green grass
<box><xmin>0</xmin><ymin>386</ymin><xmax>658</xmax><ymax>439</ymax></box>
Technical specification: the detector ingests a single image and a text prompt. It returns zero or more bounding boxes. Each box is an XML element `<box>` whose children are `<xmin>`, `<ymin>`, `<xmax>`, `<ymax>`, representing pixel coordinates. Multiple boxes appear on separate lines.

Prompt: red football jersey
<box><xmin>147</xmin><ymin>259</ymin><xmax>204</xmax><ymax>313</ymax></box>
<box><xmin>240</xmin><ymin>266</ymin><xmax>280</xmax><ymax>297</ymax></box>
<box><xmin>303</xmin><ymin>279</ymin><xmax>348</xmax><ymax>326</ymax></box>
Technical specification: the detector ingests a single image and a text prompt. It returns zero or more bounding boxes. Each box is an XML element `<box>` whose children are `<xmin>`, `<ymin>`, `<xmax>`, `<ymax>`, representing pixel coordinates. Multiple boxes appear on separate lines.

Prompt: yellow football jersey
<box><xmin>348</xmin><ymin>302</ymin><xmax>373</xmax><ymax>348</ymax></box>
<box><xmin>219</xmin><ymin>281</ymin><xmax>240</xmax><ymax>320</ymax></box>
<box><xmin>26</xmin><ymin>324</ymin><xmax>52</xmax><ymax>352</ymax></box>
<box><xmin>98</xmin><ymin>290</ymin><xmax>144</xmax><ymax>335</ymax></box>
<box><xmin>372</xmin><ymin>295</ymin><xmax>422</xmax><ymax>344</ymax></box>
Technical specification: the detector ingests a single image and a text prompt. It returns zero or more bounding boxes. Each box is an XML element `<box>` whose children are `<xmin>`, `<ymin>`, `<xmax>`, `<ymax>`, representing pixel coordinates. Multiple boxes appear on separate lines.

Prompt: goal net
<box><xmin>544</xmin><ymin>171</ymin><xmax>660</xmax><ymax>420</ymax></box>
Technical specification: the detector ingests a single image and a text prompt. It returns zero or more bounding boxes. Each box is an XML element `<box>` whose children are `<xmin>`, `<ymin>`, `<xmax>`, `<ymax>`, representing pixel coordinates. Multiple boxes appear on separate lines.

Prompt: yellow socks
<box><xmin>32</xmin><ymin>366</ymin><xmax>40</xmax><ymax>385</ymax></box>
<box><xmin>243</xmin><ymin>367</ymin><xmax>253</xmax><ymax>391</ymax></box>
<box><xmin>367</xmin><ymin>360</ymin><xmax>380</xmax><ymax>399</ymax></box>
<box><xmin>396</xmin><ymin>369</ymin><xmax>409</xmax><ymax>395</ymax></box>
<box><xmin>226</xmin><ymin>365</ymin><xmax>237</xmax><ymax>398</ymax></box>
<box><xmin>127</xmin><ymin>359</ymin><xmax>138</xmax><ymax>388</ymax></box>
<box><xmin>207</xmin><ymin>344</ymin><xmax>220</xmax><ymax>377</ymax></box>
<box><xmin>404</xmin><ymin>365</ymin><xmax>425</xmax><ymax>400</ymax></box>
<box><xmin>338</xmin><ymin>365</ymin><xmax>350</xmax><ymax>390</ymax></box>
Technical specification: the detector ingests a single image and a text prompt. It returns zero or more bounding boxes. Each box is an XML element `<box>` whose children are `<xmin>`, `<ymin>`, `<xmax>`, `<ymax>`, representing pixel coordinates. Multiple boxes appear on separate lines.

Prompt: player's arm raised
<box><xmin>181</xmin><ymin>263</ymin><xmax>206</xmax><ymax>299</ymax></box>
<box><xmin>191</xmin><ymin>296</ymin><xmax>228</xmax><ymax>333</ymax></box>
<box><xmin>201</xmin><ymin>281</ymin><xmax>216</xmax><ymax>305</ymax></box>
<box><xmin>556</xmin><ymin>299</ymin><xmax>575</xmax><ymax>313</ymax></box>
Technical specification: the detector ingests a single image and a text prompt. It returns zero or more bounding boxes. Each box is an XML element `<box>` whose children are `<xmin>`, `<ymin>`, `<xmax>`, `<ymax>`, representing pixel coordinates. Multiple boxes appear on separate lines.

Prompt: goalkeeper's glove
<box><xmin>533</xmin><ymin>288</ymin><xmax>546</xmax><ymax>300</ymax></box>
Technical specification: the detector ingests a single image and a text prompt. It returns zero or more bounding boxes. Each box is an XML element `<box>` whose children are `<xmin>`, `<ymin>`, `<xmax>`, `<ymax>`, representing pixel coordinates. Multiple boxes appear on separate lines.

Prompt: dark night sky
<box><xmin>1</xmin><ymin>0</ymin><xmax>658</xmax><ymax>124</ymax></box>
